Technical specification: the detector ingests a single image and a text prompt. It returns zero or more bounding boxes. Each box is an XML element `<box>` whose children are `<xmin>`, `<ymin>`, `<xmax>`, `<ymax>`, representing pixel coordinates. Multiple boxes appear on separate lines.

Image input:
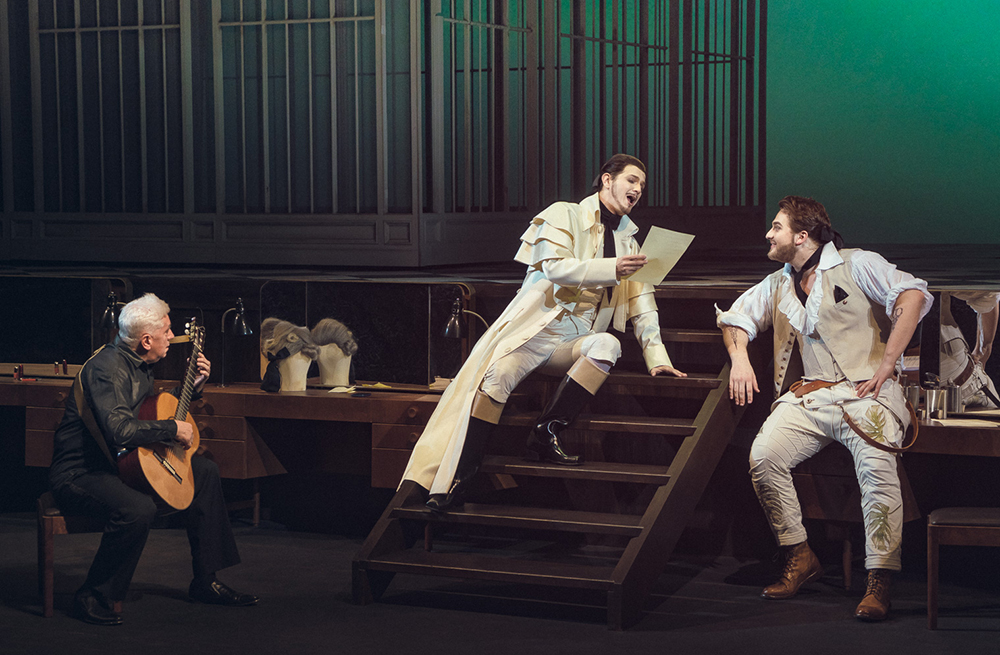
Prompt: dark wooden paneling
<box><xmin>200</xmin><ymin>438</ymin><xmax>248</xmax><ymax>479</ymax></box>
<box><xmin>371</xmin><ymin>448</ymin><xmax>413</xmax><ymax>489</ymax></box>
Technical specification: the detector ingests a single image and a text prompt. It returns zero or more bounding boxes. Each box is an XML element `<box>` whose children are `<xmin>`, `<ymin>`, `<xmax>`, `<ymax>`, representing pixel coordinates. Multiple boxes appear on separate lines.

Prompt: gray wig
<box><xmin>311</xmin><ymin>318</ymin><xmax>358</xmax><ymax>356</ymax></box>
<box><xmin>260</xmin><ymin>317</ymin><xmax>319</xmax><ymax>359</ymax></box>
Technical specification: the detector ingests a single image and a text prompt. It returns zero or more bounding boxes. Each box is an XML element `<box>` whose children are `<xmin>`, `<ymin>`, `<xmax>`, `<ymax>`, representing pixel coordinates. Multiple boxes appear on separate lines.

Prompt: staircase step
<box><xmin>360</xmin><ymin>548</ymin><xmax>617</xmax><ymax>590</ymax></box>
<box><xmin>482</xmin><ymin>456</ymin><xmax>671</xmax><ymax>484</ymax></box>
<box><xmin>660</xmin><ymin>328</ymin><xmax>723</xmax><ymax>343</ymax></box>
<box><xmin>393</xmin><ymin>503</ymin><xmax>644</xmax><ymax>536</ymax></box>
<box><xmin>603</xmin><ymin>371</ymin><xmax>721</xmax><ymax>390</ymax></box>
<box><xmin>500</xmin><ymin>413</ymin><xmax>696</xmax><ymax>436</ymax></box>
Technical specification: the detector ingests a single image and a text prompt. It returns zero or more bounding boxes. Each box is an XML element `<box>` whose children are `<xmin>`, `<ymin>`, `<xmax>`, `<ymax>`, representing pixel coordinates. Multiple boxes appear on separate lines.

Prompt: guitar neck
<box><xmin>173</xmin><ymin>343</ymin><xmax>202</xmax><ymax>421</ymax></box>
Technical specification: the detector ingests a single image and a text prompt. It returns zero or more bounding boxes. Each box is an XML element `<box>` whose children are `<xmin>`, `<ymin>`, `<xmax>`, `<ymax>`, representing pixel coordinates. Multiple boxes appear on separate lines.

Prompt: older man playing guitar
<box><xmin>49</xmin><ymin>293</ymin><xmax>258</xmax><ymax>626</ymax></box>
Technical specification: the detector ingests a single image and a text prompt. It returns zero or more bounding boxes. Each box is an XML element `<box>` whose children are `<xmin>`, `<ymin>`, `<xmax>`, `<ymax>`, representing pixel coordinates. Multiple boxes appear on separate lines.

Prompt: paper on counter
<box><xmin>929</xmin><ymin>418</ymin><xmax>1000</xmax><ymax>428</ymax></box>
<box><xmin>625</xmin><ymin>226</ymin><xmax>695</xmax><ymax>286</ymax></box>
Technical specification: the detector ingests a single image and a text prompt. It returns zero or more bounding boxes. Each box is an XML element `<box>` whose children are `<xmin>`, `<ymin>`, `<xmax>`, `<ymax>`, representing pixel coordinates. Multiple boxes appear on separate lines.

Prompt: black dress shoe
<box><xmin>73</xmin><ymin>593</ymin><xmax>123</xmax><ymax>626</ymax></box>
<box><xmin>188</xmin><ymin>578</ymin><xmax>259</xmax><ymax>606</ymax></box>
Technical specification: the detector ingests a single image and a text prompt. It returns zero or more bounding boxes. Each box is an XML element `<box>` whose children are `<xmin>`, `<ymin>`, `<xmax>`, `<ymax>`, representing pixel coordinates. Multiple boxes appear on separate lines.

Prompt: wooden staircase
<box><xmin>353</xmin><ymin>289</ymin><xmax>747</xmax><ymax>629</ymax></box>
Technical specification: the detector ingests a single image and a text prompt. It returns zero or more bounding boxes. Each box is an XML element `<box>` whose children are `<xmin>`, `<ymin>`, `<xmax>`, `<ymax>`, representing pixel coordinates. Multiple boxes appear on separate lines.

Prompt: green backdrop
<box><xmin>767</xmin><ymin>0</ymin><xmax>999</xmax><ymax>244</ymax></box>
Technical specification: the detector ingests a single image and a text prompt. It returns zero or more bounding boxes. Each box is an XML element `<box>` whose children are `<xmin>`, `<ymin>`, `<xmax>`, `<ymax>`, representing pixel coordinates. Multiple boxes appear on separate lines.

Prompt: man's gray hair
<box><xmin>118</xmin><ymin>293</ymin><xmax>170</xmax><ymax>347</ymax></box>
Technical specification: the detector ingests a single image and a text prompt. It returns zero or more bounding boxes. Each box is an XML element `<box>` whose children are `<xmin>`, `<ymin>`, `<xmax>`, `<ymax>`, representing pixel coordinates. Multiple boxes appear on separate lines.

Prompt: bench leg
<box><xmin>927</xmin><ymin>526</ymin><xmax>938</xmax><ymax>630</ymax></box>
<box><xmin>39</xmin><ymin>521</ymin><xmax>55</xmax><ymax>618</ymax></box>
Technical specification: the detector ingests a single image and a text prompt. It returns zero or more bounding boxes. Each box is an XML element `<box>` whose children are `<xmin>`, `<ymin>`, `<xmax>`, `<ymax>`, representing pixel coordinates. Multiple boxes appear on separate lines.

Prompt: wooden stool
<box><xmin>927</xmin><ymin>507</ymin><xmax>1000</xmax><ymax>629</ymax></box>
<box><xmin>37</xmin><ymin>491</ymin><xmax>122</xmax><ymax>618</ymax></box>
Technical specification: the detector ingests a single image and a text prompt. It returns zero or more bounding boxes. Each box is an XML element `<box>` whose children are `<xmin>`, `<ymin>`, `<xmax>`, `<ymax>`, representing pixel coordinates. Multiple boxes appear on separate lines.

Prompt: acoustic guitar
<box><xmin>117</xmin><ymin>319</ymin><xmax>205</xmax><ymax>510</ymax></box>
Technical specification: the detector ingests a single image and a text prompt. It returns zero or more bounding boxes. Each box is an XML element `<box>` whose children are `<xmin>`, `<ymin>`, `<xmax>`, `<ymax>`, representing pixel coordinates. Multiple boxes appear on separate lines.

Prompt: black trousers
<box><xmin>51</xmin><ymin>455</ymin><xmax>241</xmax><ymax>604</ymax></box>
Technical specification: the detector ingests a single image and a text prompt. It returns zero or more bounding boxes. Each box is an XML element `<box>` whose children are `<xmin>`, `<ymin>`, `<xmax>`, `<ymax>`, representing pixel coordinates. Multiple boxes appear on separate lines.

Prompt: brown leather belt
<box><xmin>788</xmin><ymin>378</ymin><xmax>919</xmax><ymax>454</ymax></box>
<box><xmin>953</xmin><ymin>359</ymin><xmax>976</xmax><ymax>387</ymax></box>
<box><xmin>789</xmin><ymin>379</ymin><xmax>843</xmax><ymax>398</ymax></box>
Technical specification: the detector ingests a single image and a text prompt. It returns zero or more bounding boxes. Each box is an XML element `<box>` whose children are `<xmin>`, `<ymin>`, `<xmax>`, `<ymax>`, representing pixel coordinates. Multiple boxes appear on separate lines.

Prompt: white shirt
<box><xmin>716</xmin><ymin>242</ymin><xmax>932</xmax><ymax>342</ymax></box>
<box><xmin>717</xmin><ymin>242</ymin><xmax>933</xmax><ymax>420</ymax></box>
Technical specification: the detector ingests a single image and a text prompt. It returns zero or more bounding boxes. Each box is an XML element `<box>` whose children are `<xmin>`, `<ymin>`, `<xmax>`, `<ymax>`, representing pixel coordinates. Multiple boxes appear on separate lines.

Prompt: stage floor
<box><xmin>2</xmin><ymin>512</ymin><xmax>998</xmax><ymax>655</ymax></box>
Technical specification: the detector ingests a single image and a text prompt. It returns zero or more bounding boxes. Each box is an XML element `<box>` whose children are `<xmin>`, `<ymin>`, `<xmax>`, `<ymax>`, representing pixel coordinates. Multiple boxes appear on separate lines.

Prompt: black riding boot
<box><xmin>525</xmin><ymin>374</ymin><xmax>597</xmax><ymax>466</ymax></box>
<box><xmin>426</xmin><ymin>417</ymin><xmax>494</xmax><ymax>512</ymax></box>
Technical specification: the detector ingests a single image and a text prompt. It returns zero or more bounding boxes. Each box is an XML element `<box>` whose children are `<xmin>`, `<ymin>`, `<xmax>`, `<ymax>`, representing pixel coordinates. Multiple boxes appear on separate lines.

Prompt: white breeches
<box><xmin>480</xmin><ymin>313</ymin><xmax>621</xmax><ymax>403</ymax></box>
<box><xmin>749</xmin><ymin>400</ymin><xmax>904</xmax><ymax>571</ymax></box>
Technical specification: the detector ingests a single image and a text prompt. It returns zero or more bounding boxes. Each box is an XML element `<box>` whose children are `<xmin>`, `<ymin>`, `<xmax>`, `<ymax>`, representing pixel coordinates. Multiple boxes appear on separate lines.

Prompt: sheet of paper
<box><xmin>929</xmin><ymin>418</ymin><xmax>1000</xmax><ymax>428</ymax></box>
<box><xmin>626</xmin><ymin>226</ymin><xmax>695</xmax><ymax>286</ymax></box>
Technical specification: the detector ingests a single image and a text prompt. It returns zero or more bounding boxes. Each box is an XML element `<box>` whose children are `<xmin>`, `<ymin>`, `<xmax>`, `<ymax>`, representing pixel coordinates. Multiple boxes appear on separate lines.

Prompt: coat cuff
<box><xmin>643</xmin><ymin>343</ymin><xmax>672</xmax><ymax>370</ymax></box>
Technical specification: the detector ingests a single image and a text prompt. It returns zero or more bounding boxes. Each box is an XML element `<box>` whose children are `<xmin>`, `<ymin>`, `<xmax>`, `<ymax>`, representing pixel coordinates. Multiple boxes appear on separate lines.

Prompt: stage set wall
<box><xmin>0</xmin><ymin>1</ymin><xmax>767</xmax><ymax>269</ymax></box>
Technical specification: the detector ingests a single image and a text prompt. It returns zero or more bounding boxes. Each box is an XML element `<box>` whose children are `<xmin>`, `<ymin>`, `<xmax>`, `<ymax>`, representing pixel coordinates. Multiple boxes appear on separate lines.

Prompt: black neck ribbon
<box><xmin>792</xmin><ymin>245</ymin><xmax>824</xmax><ymax>305</ymax></box>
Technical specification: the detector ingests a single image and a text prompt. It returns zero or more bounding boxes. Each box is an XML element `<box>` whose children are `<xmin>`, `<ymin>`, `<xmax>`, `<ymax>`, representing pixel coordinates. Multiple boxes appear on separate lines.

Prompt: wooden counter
<box><xmin>1</xmin><ymin>379</ymin><xmax>442</xmax><ymax>489</ymax></box>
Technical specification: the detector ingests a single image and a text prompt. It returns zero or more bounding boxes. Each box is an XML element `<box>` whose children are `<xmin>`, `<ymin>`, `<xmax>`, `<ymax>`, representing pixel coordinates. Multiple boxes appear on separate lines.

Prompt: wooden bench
<box><xmin>36</xmin><ymin>491</ymin><xmax>122</xmax><ymax>618</ymax></box>
<box><xmin>927</xmin><ymin>507</ymin><xmax>1000</xmax><ymax>629</ymax></box>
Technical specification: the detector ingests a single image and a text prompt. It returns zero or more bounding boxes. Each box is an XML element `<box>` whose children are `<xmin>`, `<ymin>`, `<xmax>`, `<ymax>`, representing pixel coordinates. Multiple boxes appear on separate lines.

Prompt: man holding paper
<box><xmin>402</xmin><ymin>153</ymin><xmax>688</xmax><ymax>512</ymax></box>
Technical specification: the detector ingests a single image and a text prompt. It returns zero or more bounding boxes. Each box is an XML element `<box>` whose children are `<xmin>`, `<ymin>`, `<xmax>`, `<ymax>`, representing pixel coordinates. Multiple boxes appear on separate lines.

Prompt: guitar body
<box><xmin>118</xmin><ymin>388</ymin><xmax>201</xmax><ymax>510</ymax></box>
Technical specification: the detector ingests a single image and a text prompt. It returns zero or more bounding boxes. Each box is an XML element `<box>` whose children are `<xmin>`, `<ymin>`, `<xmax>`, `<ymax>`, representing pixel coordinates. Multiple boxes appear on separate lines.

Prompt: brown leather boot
<box><xmin>761</xmin><ymin>541</ymin><xmax>823</xmax><ymax>599</ymax></box>
<box><xmin>854</xmin><ymin>569</ymin><xmax>892</xmax><ymax>621</ymax></box>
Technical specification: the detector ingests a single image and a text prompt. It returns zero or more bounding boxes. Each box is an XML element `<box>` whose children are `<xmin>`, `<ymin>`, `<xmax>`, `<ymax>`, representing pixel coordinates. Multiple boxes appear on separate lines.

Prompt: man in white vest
<box><xmin>402</xmin><ymin>154</ymin><xmax>686</xmax><ymax>513</ymax></box>
<box><xmin>717</xmin><ymin>196</ymin><xmax>932</xmax><ymax>621</ymax></box>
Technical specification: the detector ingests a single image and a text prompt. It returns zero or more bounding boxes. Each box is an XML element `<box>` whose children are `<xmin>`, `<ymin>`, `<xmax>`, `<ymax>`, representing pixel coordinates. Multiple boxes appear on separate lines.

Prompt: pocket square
<box><xmin>833</xmin><ymin>285</ymin><xmax>849</xmax><ymax>304</ymax></box>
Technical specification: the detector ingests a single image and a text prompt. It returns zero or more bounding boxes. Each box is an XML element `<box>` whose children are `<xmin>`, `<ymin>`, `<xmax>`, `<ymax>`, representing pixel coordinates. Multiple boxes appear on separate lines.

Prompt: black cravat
<box><xmin>599</xmin><ymin>201</ymin><xmax>619</xmax><ymax>302</ymax></box>
<box><xmin>792</xmin><ymin>246</ymin><xmax>823</xmax><ymax>305</ymax></box>
<box><xmin>599</xmin><ymin>201</ymin><xmax>619</xmax><ymax>259</ymax></box>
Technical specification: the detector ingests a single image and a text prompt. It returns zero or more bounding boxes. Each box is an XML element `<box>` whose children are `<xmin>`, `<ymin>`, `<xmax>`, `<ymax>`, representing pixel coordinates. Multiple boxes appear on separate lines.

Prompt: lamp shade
<box><xmin>443</xmin><ymin>297</ymin><xmax>463</xmax><ymax>339</ymax></box>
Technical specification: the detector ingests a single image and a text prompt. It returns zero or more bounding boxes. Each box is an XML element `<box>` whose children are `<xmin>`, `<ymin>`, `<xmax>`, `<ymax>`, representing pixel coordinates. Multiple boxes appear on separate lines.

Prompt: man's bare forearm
<box><xmin>722</xmin><ymin>325</ymin><xmax>751</xmax><ymax>362</ymax></box>
<box><xmin>880</xmin><ymin>289</ymin><xmax>925</xmax><ymax>371</ymax></box>
<box><xmin>979</xmin><ymin>304</ymin><xmax>999</xmax><ymax>353</ymax></box>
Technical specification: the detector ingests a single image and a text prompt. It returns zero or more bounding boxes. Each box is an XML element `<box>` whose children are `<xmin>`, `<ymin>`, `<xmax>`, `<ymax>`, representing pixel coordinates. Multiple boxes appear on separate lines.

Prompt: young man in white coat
<box><xmin>717</xmin><ymin>196</ymin><xmax>932</xmax><ymax>621</ymax></box>
<box><xmin>402</xmin><ymin>154</ymin><xmax>686</xmax><ymax>512</ymax></box>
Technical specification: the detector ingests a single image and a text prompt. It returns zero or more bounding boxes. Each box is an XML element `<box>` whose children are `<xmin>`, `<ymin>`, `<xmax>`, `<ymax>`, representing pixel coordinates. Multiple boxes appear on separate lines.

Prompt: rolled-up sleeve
<box><xmin>849</xmin><ymin>250</ymin><xmax>933</xmax><ymax>321</ymax></box>
<box><xmin>952</xmin><ymin>290</ymin><xmax>1000</xmax><ymax>315</ymax></box>
<box><xmin>715</xmin><ymin>276</ymin><xmax>777</xmax><ymax>342</ymax></box>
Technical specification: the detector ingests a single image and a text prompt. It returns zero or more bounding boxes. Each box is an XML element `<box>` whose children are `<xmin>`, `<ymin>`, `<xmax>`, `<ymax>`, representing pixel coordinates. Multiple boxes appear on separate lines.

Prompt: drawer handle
<box><xmin>407</xmin><ymin>406</ymin><xmax>419</xmax><ymax>419</ymax></box>
<box><xmin>408</xmin><ymin>432</ymin><xmax>420</xmax><ymax>444</ymax></box>
<box><xmin>56</xmin><ymin>392</ymin><xmax>68</xmax><ymax>403</ymax></box>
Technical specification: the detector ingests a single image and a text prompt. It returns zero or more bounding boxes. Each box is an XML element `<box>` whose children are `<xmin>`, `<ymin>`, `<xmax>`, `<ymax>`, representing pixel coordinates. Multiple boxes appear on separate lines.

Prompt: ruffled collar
<box><xmin>778</xmin><ymin>242</ymin><xmax>844</xmax><ymax>335</ymax></box>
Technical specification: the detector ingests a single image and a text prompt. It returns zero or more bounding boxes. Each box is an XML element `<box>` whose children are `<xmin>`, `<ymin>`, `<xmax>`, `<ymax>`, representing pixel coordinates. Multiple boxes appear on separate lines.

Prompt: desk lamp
<box><xmin>219</xmin><ymin>298</ymin><xmax>253</xmax><ymax>387</ymax></box>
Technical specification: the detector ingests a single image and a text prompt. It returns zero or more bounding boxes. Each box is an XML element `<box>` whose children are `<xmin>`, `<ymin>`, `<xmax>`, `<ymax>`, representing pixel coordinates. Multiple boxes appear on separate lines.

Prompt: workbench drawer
<box><xmin>24</xmin><ymin>385</ymin><xmax>72</xmax><ymax>408</ymax></box>
<box><xmin>371</xmin><ymin>423</ymin><xmax>423</xmax><ymax>450</ymax></box>
<box><xmin>26</xmin><ymin>407</ymin><xmax>64</xmax><ymax>432</ymax></box>
<box><xmin>193</xmin><ymin>415</ymin><xmax>246</xmax><ymax>441</ymax></box>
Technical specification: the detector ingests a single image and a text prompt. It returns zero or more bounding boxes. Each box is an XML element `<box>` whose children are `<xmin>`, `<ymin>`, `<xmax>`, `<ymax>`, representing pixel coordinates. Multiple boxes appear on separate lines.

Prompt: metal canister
<box><xmin>925</xmin><ymin>388</ymin><xmax>946</xmax><ymax>419</ymax></box>
<box><xmin>946</xmin><ymin>384</ymin><xmax>963</xmax><ymax>415</ymax></box>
